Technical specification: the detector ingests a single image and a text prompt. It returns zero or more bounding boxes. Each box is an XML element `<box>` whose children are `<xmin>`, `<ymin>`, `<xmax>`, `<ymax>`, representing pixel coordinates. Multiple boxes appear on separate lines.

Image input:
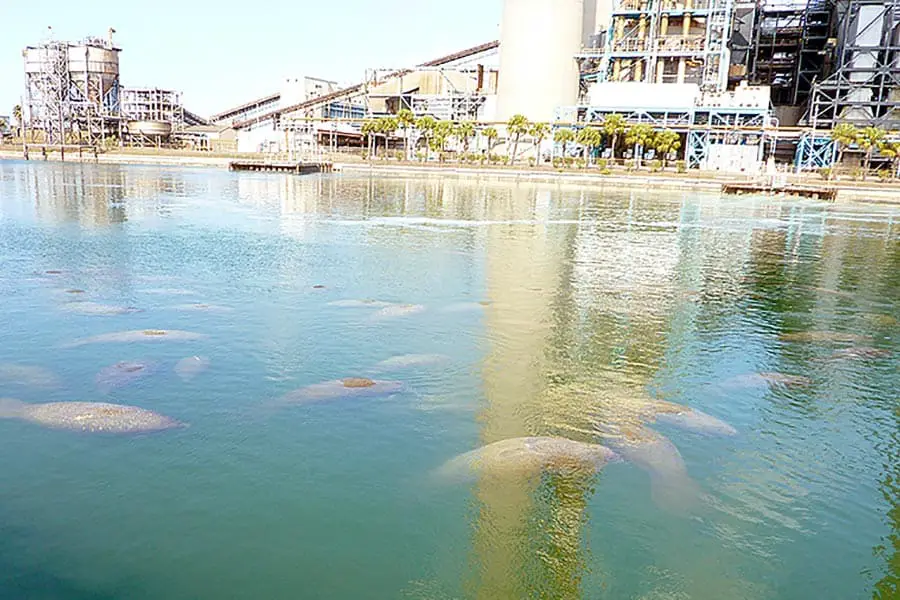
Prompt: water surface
<box><xmin>0</xmin><ymin>161</ymin><xmax>898</xmax><ymax>599</ymax></box>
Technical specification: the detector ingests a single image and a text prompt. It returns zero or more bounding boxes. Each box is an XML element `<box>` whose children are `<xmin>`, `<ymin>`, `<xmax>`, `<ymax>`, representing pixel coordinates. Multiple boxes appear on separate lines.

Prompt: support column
<box><xmin>657</xmin><ymin>59</ymin><xmax>666</xmax><ymax>83</ymax></box>
<box><xmin>677</xmin><ymin>58</ymin><xmax>686</xmax><ymax>83</ymax></box>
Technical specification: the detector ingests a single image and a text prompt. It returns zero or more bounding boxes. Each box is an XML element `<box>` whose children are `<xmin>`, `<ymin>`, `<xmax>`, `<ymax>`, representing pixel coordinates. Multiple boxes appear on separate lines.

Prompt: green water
<box><xmin>0</xmin><ymin>161</ymin><xmax>897</xmax><ymax>599</ymax></box>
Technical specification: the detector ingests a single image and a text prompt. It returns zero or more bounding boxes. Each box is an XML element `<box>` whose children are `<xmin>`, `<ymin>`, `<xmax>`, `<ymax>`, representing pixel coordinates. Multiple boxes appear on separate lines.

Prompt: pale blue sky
<box><xmin>1</xmin><ymin>0</ymin><xmax>501</xmax><ymax>118</ymax></box>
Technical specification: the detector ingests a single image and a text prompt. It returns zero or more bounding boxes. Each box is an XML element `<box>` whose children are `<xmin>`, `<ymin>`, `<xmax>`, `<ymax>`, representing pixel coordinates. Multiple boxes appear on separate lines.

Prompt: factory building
<box><xmin>21</xmin><ymin>29</ymin><xmax>207</xmax><ymax>147</ymax></box>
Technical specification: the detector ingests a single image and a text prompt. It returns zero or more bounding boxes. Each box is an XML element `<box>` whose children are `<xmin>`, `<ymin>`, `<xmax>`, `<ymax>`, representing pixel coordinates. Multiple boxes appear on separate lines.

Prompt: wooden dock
<box><xmin>228</xmin><ymin>160</ymin><xmax>333</xmax><ymax>175</ymax></box>
<box><xmin>722</xmin><ymin>182</ymin><xmax>837</xmax><ymax>202</ymax></box>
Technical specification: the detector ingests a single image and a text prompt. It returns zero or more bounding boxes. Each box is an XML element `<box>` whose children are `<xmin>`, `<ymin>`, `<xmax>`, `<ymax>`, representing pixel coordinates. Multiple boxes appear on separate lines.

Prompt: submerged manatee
<box><xmin>95</xmin><ymin>360</ymin><xmax>159</xmax><ymax>393</ymax></box>
<box><xmin>779</xmin><ymin>331</ymin><xmax>873</xmax><ymax>344</ymax></box>
<box><xmin>370</xmin><ymin>354</ymin><xmax>448</xmax><ymax>372</ymax></box>
<box><xmin>826</xmin><ymin>346</ymin><xmax>891</xmax><ymax>360</ymax></box>
<box><xmin>0</xmin><ymin>364</ymin><xmax>61</xmax><ymax>389</ymax></box>
<box><xmin>279</xmin><ymin>378</ymin><xmax>404</xmax><ymax>405</ymax></box>
<box><xmin>371</xmin><ymin>304</ymin><xmax>426</xmax><ymax>320</ymax></box>
<box><xmin>174</xmin><ymin>356</ymin><xmax>211</xmax><ymax>381</ymax></box>
<box><xmin>645</xmin><ymin>400</ymin><xmax>738</xmax><ymax>437</ymax></box>
<box><xmin>0</xmin><ymin>399</ymin><xmax>184</xmax><ymax>433</ymax></box>
<box><xmin>59</xmin><ymin>302</ymin><xmax>143</xmax><ymax>316</ymax></box>
<box><xmin>63</xmin><ymin>329</ymin><xmax>208</xmax><ymax>348</ymax></box>
<box><xmin>595</xmin><ymin>424</ymin><xmax>702</xmax><ymax>513</ymax></box>
<box><xmin>327</xmin><ymin>299</ymin><xmax>395</xmax><ymax>309</ymax></box>
<box><xmin>170</xmin><ymin>303</ymin><xmax>233</xmax><ymax>313</ymax></box>
<box><xmin>721</xmin><ymin>372</ymin><xmax>812</xmax><ymax>389</ymax></box>
<box><xmin>438</xmin><ymin>437</ymin><xmax>620</xmax><ymax>482</ymax></box>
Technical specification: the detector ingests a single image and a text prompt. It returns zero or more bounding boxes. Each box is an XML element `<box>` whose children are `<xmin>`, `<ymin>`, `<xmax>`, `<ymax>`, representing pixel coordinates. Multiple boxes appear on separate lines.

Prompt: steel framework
<box><xmin>794</xmin><ymin>132</ymin><xmax>837</xmax><ymax>170</ymax></box>
<box><xmin>23</xmin><ymin>36</ymin><xmax>121</xmax><ymax>145</ymax></box>
<box><xmin>579</xmin><ymin>0</ymin><xmax>735</xmax><ymax>91</ymax></box>
<box><xmin>808</xmin><ymin>0</ymin><xmax>900</xmax><ymax>128</ymax></box>
<box><xmin>555</xmin><ymin>101</ymin><xmax>770</xmax><ymax>168</ymax></box>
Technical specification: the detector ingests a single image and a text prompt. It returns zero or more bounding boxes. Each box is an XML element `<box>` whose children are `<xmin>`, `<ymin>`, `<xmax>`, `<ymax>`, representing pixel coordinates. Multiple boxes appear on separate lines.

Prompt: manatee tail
<box><xmin>0</xmin><ymin>398</ymin><xmax>26</xmax><ymax>419</ymax></box>
<box><xmin>648</xmin><ymin>473</ymin><xmax>704</xmax><ymax>516</ymax></box>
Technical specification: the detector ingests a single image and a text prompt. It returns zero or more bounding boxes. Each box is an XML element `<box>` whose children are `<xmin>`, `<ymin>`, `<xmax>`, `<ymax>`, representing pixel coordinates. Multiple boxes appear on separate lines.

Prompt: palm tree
<box><xmin>432</xmin><ymin>120</ymin><xmax>454</xmax><ymax>161</ymax></box>
<box><xmin>0</xmin><ymin>117</ymin><xmax>7</xmax><ymax>142</ymax></box>
<box><xmin>360</xmin><ymin>119</ymin><xmax>379</xmax><ymax>160</ymax></box>
<box><xmin>396</xmin><ymin>108</ymin><xmax>415</xmax><ymax>160</ymax></box>
<box><xmin>554</xmin><ymin>128</ymin><xmax>576</xmax><ymax>160</ymax></box>
<box><xmin>878</xmin><ymin>140</ymin><xmax>900</xmax><ymax>178</ymax></box>
<box><xmin>506</xmin><ymin>114</ymin><xmax>530</xmax><ymax>163</ymax></box>
<box><xmin>653</xmin><ymin>129</ymin><xmax>681</xmax><ymax>167</ymax></box>
<box><xmin>12</xmin><ymin>104</ymin><xmax>22</xmax><ymax>138</ymax></box>
<box><xmin>455</xmin><ymin>121</ymin><xmax>476</xmax><ymax>154</ymax></box>
<box><xmin>625</xmin><ymin>123</ymin><xmax>655</xmax><ymax>168</ymax></box>
<box><xmin>601</xmin><ymin>114</ymin><xmax>627</xmax><ymax>160</ymax></box>
<box><xmin>415</xmin><ymin>116</ymin><xmax>436</xmax><ymax>158</ymax></box>
<box><xmin>528</xmin><ymin>122</ymin><xmax>550</xmax><ymax>164</ymax></box>
<box><xmin>482</xmin><ymin>126</ymin><xmax>499</xmax><ymax>156</ymax></box>
<box><xmin>378</xmin><ymin>116</ymin><xmax>398</xmax><ymax>160</ymax></box>
<box><xmin>576</xmin><ymin>127</ymin><xmax>602</xmax><ymax>166</ymax></box>
<box><xmin>858</xmin><ymin>125</ymin><xmax>886</xmax><ymax>177</ymax></box>
<box><xmin>830</xmin><ymin>123</ymin><xmax>859</xmax><ymax>170</ymax></box>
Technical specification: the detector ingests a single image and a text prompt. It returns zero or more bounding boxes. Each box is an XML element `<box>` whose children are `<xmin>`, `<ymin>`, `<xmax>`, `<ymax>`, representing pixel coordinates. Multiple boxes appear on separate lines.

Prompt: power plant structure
<box><xmin>23</xmin><ymin>31</ymin><xmax>122</xmax><ymax>145</ymax></box>
<box><xmin>21</xmin><ymin>0</ymin><xmax>899</xmax><ymax>170</ymax></box>
<box><xmin>21</xmin><ymin>29</ymin><xmax>207</xmax><ymax>148</ymax></box>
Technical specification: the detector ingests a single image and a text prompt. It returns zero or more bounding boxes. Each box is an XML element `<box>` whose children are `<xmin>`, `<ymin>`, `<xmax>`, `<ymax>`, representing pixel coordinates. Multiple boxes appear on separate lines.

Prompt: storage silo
<box><xmin>496</xmin><ymin>0</ymin><xmax>584</xmax><ymax>122</ymax></box>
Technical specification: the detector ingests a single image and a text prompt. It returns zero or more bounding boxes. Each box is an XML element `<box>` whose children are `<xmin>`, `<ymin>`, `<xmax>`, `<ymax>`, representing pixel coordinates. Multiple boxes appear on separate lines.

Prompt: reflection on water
<box><xmin>0</xmin><ymin>160</ymin><xmax>898</xmax><ymax>599</ymax></box>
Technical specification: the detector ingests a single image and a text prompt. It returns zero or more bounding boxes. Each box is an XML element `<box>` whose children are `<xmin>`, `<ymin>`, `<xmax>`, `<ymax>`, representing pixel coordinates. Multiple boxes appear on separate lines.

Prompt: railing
<box><xmin>657</xmin><ymin>35</ymin><xmax>706</xmax><ymax>53</ymax></box>
<box><xmin>611</xmin><ymin>38</ymin><xmax>650</xmax><ymax>53</ymax></box>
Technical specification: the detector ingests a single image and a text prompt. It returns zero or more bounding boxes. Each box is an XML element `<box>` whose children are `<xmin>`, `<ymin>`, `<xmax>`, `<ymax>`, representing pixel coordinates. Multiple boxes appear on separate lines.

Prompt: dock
<box><xmin>722</xmin><ymin>182</ymin><xmax>837</xmax><ymax>201</ymax></box>
<box><xmin>228</xmin><ymin>160</ymin><xmax>333</xmax><ymax>175</ymax></box>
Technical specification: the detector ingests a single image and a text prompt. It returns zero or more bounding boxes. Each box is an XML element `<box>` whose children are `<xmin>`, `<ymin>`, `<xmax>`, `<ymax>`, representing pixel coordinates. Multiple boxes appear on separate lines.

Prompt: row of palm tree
<box><xmin>830</xmin><ymin>123</ymin><xmax>900</xmax><ymax>177</ymax></box>
<box><xmin>359</xmin><ymin>111</ymin><xmax>684</xmax><ymax>167</ymax></box>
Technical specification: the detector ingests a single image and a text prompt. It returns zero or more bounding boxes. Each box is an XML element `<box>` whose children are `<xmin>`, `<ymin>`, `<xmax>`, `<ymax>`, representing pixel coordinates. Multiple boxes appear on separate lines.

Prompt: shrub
<box><xmin>563</xmin><ymin>157</ymin><xmax>575</xmax><ymax>168</ymax></box>
<box><xmin>850</xmin><ymin>167</ymin><xmax>864</xmax><ymax>180</ymax></box>
<box><xmin>649</xmin><ymin>159</ymin><xmax>663</xmax><ymax>172</ymax></box>
<box><xmin>877</xmin><ymin>169</ymin><xmax>892</xmax><ymax>182</ymax></box>
<box><xmin>597</xmin><ymin>158</ymin><xmax>609</xmax><ymax>170</ymax></box>
<box><xmin>818</xmin><ymin>167</ymin><xmax>832</xmax><ymax>181</ymax></box>
<box><xmin>575</xmin><ymin>158</ymin><xmax>586</xmax><ymax>169</ymax></box>
<box><xmin>600</xmin><ymin>168</ymin><xmax>612</xmax><ymax>175</ymax></box>
<box><xmin>552</xmin><ymin>157</ymin><xmax>563</xmax><ymax>168</ymax></box>
<box><xmin>501</xmin><ymin>155</ymin><xmax>510</xmax><ymax>165</ymax></box>
<box><xmin>675</xmin><ymin>160</ymin><xmax>687</xmax><ymax>173</ymax></box>
<box><xmin>625</xmin><ymin>159</ymin><xmax>636</xmax><ymax>171</ymax></box>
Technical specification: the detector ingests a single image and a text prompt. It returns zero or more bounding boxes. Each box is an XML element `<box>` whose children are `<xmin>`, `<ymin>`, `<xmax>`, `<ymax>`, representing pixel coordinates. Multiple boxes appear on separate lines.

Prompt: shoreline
<box><xmin>2</xmin><ymin>150</ymin><xmax>899</xmax><ymax>204</ymax></box>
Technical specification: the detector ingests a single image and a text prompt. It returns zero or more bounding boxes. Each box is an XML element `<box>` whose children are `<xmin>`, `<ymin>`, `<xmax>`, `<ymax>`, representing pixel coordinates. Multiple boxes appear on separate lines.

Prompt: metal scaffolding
<box><xmin>580</xmin><ymin>0</ymin><xmax>735</xmax><ymax>91</ymax></box>
<box><xmin>808</xmin><ymin>0</ymin><xmax>900</xmax><ymax>128</ymax></box>
<box><xmin>23</xmin><ymin>32</ymin><xmax>121</xmax><ymax>145</ymax></box>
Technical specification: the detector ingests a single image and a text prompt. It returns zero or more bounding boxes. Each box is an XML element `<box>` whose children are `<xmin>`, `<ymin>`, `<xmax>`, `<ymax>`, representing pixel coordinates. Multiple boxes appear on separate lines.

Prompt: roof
<box><xmin>233</xmin><ymin>40</ymin><xmax>499</xmax><ymax>130</ymax></box>
<box><xmin>210</xmin><ymin>93</ymin><xmax>281</xmax><ymax>122</ymax></box>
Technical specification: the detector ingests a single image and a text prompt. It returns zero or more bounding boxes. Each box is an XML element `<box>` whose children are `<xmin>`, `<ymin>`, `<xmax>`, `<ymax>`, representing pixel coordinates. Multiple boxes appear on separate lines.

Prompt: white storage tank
<box><xmin>496</xmin><ymin>0</ymin><xmax>584</xmax><ymax>122</ymax></box>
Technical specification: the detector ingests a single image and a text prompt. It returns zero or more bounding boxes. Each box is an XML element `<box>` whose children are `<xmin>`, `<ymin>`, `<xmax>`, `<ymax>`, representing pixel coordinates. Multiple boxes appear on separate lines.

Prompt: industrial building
<box><xmin>21</xmin><ymin>29</ymin><xmax>207</xmax><ymax>148</ymax></box>
<box><xmin>20</xmin><ymin>0</ymin><xmax>900</xmax><ymax>170</ymax></box>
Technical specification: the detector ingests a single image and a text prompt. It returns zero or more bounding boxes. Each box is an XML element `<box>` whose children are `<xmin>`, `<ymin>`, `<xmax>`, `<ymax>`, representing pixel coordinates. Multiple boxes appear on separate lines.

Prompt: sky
<box><xmin>0</xmin><ymin>0</ymin><xmax>501</xmax><ymax>118</ymax></box>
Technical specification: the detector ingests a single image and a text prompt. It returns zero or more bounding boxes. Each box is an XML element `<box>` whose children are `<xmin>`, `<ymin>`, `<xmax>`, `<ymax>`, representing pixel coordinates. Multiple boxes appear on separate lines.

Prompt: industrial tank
<box><xmin>496</xmin><ymin>0</ymin><xmax>584</xmax><ymax>122</ymax></box>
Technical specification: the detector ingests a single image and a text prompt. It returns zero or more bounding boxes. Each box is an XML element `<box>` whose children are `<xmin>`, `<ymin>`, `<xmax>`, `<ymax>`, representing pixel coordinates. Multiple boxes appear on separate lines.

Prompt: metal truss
<box><xmin>808</xmin><ymin>0</ymin><xmax>900</xmax><ymax>129</ymax></box>
<box><xmin>794</xmin><ymin>132</ymin><xmax>837</xmax><ymax>170</ymax></box>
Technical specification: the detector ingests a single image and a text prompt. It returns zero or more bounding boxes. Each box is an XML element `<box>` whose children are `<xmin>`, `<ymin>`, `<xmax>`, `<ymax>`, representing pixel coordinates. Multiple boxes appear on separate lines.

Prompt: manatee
<box><xmin>440</xmin><ymin>302</ymin><xmax>487</xmax><ymax>313</ymax></box>
<box><xmin>437</xmin><ymin>436</ymin><xmax>620</xmax><ymax>482</ymax></box>
<box><xmin>63</xmin><ymin>329</ymin><xmax>208</xmax><ymax>348</ymax></box>
<box><xmin>95</xmin><ymin>360</ymin><xmax>159</xmax><ymax>394</ymax></box>
<box><xmin>169</xmin><ymin>303</ymin><xmax>233</xmax><ymax>313</ymax></box>
<box><xmin>0</xmin><ymin>399</ymin><xmax>184</xmax><ymax>434</ymax></box>
<box><xmin>59</xmin><ymin>302</ymin><xmax>143</xmax><ymax>316</ymax></box>
<box><xmin>142</xmin><ymin>288</ymin><xmax>197</xmax><ymax>296</ymax></box>
<box><xmin>279</xmin><ymin>378</ymin><xmax>404</xmax><ymax>405</ymax></box>
<box><xmin>370</xmin><ymin>354</ymin><xmax>448</xmax><ymax>372</ymax></box>
<box><xmin>64</xmin><ymin>289</ymin><xmax>86</xmax><ymax>295</ymax></box>
<box><xmin>328</xmin><ymin>299</ymin><xmax>395</xmax><ymax>309</ymax></box>
<box><xmin>0</xmin><ymin>364</ymin><xmax>61</xmax><ymax>389</ymax></box>
<box><xmin>779</xmin><ymin>331</ymin><xmax>873</xmax><ymax>344</ymax></box>
<box><xmin>721</xmin><ymin>372</ymin><xmax>812</xmax><ymax>389</ymax></box>
<box><xmin>594</xmin><ymin>424</ymin><xmax>702</xmax><ymax>513</ymax></box>
<box><xmin>645</xmin><ymin>400</ymin><xmax>738</xmax><ymax>437</ymax></box>
<box><xmin>827</xmin><ymin>346</ymin><xmax>891</xmax><ymax>360</ymax></box>
<box><xmin>371</xmin><ymin>304</ymin><xmax>426</xmax><ymax>320</ymax></box>
<box><xmin>174</xmin><ymin>356</ymin><xmax>211</xmax><ymax>381</ymax></box>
